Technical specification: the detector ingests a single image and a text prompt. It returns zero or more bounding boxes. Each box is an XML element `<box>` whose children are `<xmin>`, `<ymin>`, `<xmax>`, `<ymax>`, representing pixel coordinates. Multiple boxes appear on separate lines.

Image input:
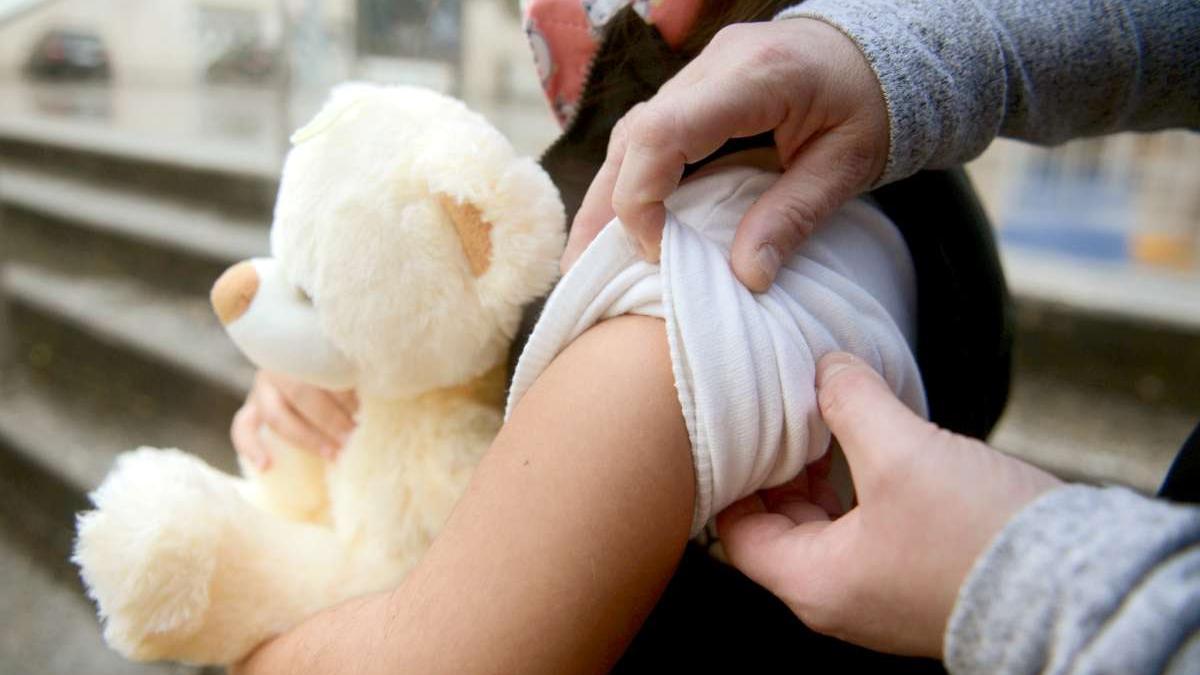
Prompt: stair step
<box><xmin>0</xmin><ymin>440</ymin><xmax>203</xmax><ymax>675</ymax></box>
<box><xmin>3</xmin><ymin>262</ymin><xmax>252</xmax><ymax>397</ymax></box>
<box><xmin>992</xmin><ymin>372</ymin><xmax>1192</xmax><ymax>493</ymax></box>
<box><xmin>0</xmin><ymin>112</ymin><xmax>280</xmax><ymax>182</ymax></box>
<box><xmin>0</xmin><ymin>163</ymin><xmax>269</xmax><ymax>265</ymax></box>
<box><xmin>0</xmin><ymin>127</ymin><xmax>278</xmax><ymax>216</ymax></box>
<box><xmin>1004</xmin><ymin>247</ymin><xmax>1200</xmax><ymax>334</ymax></box>
<box><xmin>0</xmin><ymin>364</ymin><xmax>237</xmax><ymax>497</ymax></box>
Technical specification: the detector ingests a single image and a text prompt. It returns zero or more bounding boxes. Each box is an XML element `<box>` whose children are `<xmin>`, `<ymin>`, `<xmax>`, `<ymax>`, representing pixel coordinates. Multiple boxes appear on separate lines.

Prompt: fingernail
<box><xmin>321</xmin><ymin>443</ymin><xmax>338</xmax><ymax>460</ymax></box>
<box><xmin>755</xmin><ymin>244</ymin><xmax>781</xmax><ymax>288</ymax></box>
<box><xmin>818</xmin><ymin>352</ymin><xmax>857</xmax><ymax>386</ymax></box>
<box><xmin>256</xmin><ymin>453</ymin><xmax>271</xmax><ymax>471</ymax></box>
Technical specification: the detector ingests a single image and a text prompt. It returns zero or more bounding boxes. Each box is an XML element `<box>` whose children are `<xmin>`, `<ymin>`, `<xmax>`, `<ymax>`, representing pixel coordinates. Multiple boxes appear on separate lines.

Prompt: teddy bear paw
<box><xmin>74</xmin><ymin>447</ymin><xmax>237</xmax><ymax>661</ymax></box>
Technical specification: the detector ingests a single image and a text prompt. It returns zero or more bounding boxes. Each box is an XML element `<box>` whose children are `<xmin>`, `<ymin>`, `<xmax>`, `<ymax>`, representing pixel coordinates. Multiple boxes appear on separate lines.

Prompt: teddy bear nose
<box><xmin>211</xmin><ymin>260</ymin><xmax>260</xmax><ymax>326</ymax></box>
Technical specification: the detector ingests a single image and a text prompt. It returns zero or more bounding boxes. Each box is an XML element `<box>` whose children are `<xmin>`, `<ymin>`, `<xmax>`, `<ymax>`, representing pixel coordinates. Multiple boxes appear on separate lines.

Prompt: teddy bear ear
<box><xmin>437</xmin><ymin>194</ymin><xmax>494</xmax><ymax>278</ymax></box>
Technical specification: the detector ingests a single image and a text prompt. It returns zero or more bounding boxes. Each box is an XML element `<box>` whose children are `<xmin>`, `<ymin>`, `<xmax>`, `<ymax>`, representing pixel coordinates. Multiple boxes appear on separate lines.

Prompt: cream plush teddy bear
<box><xmin>73</xmin><ymin>83</ymin><xmax>565</xmax><ymax>665</ymax></box>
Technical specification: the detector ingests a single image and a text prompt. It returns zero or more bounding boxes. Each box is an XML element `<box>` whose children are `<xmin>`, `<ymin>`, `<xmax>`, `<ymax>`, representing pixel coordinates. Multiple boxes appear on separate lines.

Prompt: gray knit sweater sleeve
<box><xmin>944</xmin><ymin>485</ymin><xmax>1200</xmax><ymax>674</ymax></box>
<box><xmin>775</xmin><ymin>0</ymin><xmax>1200</xmax><ymax>185</ymax></box>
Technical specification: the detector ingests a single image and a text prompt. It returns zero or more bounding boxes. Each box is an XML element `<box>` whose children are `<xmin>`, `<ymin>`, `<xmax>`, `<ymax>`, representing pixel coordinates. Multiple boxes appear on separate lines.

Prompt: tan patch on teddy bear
<box><xmin>211</xmin><ymin>260</ymin><xmax>260</xmax><ymax>326</ymax></box>
<box><xmin>437</xmin><ymin>194</ymin><xmax>493</xmax><ymax>277</ymax></box>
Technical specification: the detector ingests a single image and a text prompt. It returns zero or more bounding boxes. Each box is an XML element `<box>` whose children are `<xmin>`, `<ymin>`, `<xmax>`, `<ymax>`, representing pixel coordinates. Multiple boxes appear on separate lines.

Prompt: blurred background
<box><xmin>0</xmin><ymin>1</ymin><xmax>1196</xmax><ymax>672</ymax></box>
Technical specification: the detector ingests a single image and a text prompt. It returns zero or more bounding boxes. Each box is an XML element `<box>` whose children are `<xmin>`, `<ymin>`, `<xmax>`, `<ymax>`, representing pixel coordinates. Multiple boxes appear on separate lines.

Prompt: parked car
<box><xmin>25</xmin><ymin>29</ymin><xmax>111</xmax><ymax>81</ymax></box>
<box><xmin>205</xmin><ymin>42</ymin><xmax>279</xmax><ymax>84</ymax></box>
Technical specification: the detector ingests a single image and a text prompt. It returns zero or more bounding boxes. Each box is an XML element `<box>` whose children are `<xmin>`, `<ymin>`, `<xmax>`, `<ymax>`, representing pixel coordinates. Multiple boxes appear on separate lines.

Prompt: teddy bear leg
<box><xmin>75</xmin><ymin>447</ymin><xmax>353</xmax><ymax>665</ymax></box>
<box><xmin>236</xmin><ymin>424</ymin><xmax>332</xmax><ymax>525</ymax></box>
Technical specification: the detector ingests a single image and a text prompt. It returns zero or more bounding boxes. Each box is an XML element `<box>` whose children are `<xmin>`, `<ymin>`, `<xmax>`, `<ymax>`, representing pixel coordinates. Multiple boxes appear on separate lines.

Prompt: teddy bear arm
<box><xmin>237</xmin><ymin>424</ymin><xmax>332</xmax><ymax>525</ymax></box>
<box><xmin>76</xmin><ymin>448</ymin><xmax>360</xmax><ymax>665</ymax></box>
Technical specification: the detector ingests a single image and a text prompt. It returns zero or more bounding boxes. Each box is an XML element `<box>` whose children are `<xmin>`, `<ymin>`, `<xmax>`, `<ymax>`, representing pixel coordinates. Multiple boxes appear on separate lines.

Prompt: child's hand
<box><xmin>717</xmin><ymin>352</ymin><xmax>1061</xmax><ymax>658</ymax></box>
<box><xmin>565</xmin><ymin>18</ymin><xmax>889</xmax><ymax>292</ymax></box>
<box><xmin>231</xmin><ymin>370</ymin><xmax>358</xmax><ymax>470</ymax></box>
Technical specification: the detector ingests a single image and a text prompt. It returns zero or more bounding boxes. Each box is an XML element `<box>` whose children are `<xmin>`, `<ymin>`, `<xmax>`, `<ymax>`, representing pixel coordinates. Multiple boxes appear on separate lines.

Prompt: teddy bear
<box><xmin>72</xmin><ymin>82</ymin><xmax>565</xmax><ymax>665</ymax></box>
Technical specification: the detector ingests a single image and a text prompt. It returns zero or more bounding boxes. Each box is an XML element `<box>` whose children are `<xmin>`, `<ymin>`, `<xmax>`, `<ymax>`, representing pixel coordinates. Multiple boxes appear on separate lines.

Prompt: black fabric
<box><xmin>507</xmin><ymin>9</ymin><xmax>1007</xmax><ymax>672</ymax></box>
<box><xmin>1158</xmin><ymin>421</ymin><xmax>1200</xmax><ymax>504</ymax></box>
<box><xmin>872</xmin><ymin>172</ymin><xmax>1013</xmax><ymax>440</ymax></box>
<box><xmin>612</xmin><ymin>543</ymin><xmax>946</xmax><ymax>674</ymax></box>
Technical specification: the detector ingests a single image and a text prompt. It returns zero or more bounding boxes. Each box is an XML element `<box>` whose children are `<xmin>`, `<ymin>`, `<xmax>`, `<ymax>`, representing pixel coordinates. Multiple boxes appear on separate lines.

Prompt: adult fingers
<box><xmin>815</xmin><ymin>352</ymin><xmax>936</xmax><ymax>485</ymax></box>
<box><xmin>730</xmin><ymin>127</ymin><xmax>882</xmax><ymax>291</ymax></box>
<box><xmin>760</xmin><ymin>471</ymin><xmax>837</xmax><ymax>529</ymax></box>
<box><xmin>611</xmin><ymin>79</ymin><xmax>787</xmax><ymax>262</ymax></box>
<box><xmin>808</xmin><ymin>471</ymin><xmax>847</xmax><ymax>518</ymax></box>
<box><xmin>562</xmin><ymin>114</ymin><xmax>629</xmax><ymax>272</ymax></box>
<box><xmin>255</xmin><ymin>377</ymin><xmax>341</xmax><ymax>458</ymax></box>
<box><xmin>231</xmin><ymin>403</ymin><xmax>270</xmax><ymax>471</ymax></box>
<box><xmin>717</xmin><ymin>493</ymin><xmax>830</xmax><ymax>591</ymax></box>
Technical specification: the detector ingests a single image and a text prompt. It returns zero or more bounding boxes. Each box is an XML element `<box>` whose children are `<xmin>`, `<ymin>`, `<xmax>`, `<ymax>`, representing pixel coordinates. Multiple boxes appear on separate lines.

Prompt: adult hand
<box><xmin>716</xmin><ymin>353</ymin><xmax>1062</xmax><ymax>658</ymax></box>
<box><xmin>565</xmin><ymin>18</ymin><xmax>890</xmax><ymax>292</ymax></box>
<box><xmin>231</xmin><ymin>370</ymin><xmax>358</xmax><ymax>470</ymax></box>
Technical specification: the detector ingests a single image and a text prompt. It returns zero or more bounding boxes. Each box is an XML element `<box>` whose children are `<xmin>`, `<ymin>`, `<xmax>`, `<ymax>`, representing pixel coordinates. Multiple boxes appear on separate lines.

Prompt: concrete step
<box><xmin>0</xmin><ymin>162</ymin><xmax>269</xmax><ymax>265</ymax></box>
<box><xmin>1004</xmin><ymin>246</ymin><xmax>1200</xmax><ymax>335</ymax></box>
<box><xmin>3</xmin><ymin>203</ymin><xmax>235</xmax><ymax>297</ymax></box>
<box><xmin>0</xmin><ymin>363</ymin><xmax>238</xmax><ymax>498</ymax></box>
<box><xmin>0</xmin><ymin>128</ymin><xmax>278</xmax><ymax>217</ymax></box>
<box><xmin>992</xmin><ymin>370</ymin><xmax>1194</xmax><ymax>493</ymax></box>
<box><xmin>0</xmin><ymin>436</ymin><xmax>207</xmax><ymax>675</ymax></box>
<box><xmin>0</xmin><ymin>113</ymin><xmax>266</xmax><ymax>673</ymax></box>
<box><xmin>3</xmin><ymin>262</ymin><xmax>253</xmax><ymax>398</ymax></box>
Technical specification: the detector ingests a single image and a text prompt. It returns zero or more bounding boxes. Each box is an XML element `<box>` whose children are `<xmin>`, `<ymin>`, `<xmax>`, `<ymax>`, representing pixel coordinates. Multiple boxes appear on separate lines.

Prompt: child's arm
<box><xmin>235</xmin><ymin>314</ymin><xmax>694</xmax><ymax>674</ymax></box>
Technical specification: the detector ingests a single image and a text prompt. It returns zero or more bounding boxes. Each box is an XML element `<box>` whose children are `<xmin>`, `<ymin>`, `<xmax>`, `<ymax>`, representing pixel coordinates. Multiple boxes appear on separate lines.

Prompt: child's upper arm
<box><xmin>238</xmin><ymin>314</ymin><xmax>695</xmax><ymax>674</ymax></box>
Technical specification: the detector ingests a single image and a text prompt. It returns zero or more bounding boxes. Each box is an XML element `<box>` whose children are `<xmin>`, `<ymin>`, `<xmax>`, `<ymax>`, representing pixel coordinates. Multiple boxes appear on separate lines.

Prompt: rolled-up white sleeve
<box><xmin>506</xmin><ymin>167</ymin><xmax>925</xmax><ymax>535</ymax></box>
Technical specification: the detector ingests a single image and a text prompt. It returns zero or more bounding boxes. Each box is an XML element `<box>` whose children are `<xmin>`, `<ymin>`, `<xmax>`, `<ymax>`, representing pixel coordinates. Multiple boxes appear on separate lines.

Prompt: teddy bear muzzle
<box><xmin>212</xmin><ymin>260</ymin><xmax>259</xmax><ymax>326</ymax></box>
<box><xmin>211</xmin><ymin>257</ymin><xmax>358</xmax><ymax>390</ymax></box>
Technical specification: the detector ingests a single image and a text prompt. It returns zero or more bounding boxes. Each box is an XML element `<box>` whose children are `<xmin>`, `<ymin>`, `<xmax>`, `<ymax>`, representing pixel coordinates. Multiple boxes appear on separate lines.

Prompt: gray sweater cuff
<box><xmin>944</xmin><ymin>485</ymin><xmax>1200</xmax><ymax>674</ymax></box>
<box><xmin>776</xmin><ymin>0</ymin><xmax>1005</xmax><ymax>186</ymax></box>
<box><xmin>776</xmin><ymin>0</ymin><xmax>1200</xmax><ymax>187</ymax></box>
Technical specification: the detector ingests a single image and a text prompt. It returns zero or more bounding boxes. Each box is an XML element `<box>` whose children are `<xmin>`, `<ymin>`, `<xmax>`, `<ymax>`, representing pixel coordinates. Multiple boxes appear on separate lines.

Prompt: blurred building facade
<box><xmin>0</xmin><ymin>0</ymin><xmax>331</xmax><ymax>84</ymax></box>
<box><xmin>0</xmin><ymin>0</ymin><xmax>541</xmax><ymax>101</ymax></box>
<box><xmin>969</xmin><ymin>131</ymin><xmax>1200</xmax><ymax>273</ymax></box>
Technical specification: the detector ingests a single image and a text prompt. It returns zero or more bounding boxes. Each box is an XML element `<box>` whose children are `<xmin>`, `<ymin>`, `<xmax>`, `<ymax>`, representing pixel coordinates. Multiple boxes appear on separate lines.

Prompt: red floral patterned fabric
<box><xmin>524</xmin><ymin>0</ymin><xmax>703</xmax><ymax>125</ymax></box>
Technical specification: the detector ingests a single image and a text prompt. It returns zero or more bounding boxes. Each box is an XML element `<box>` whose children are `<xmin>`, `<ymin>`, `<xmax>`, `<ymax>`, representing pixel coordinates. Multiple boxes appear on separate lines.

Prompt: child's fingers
<box><xmin>255</xmin><ymin>376</ymin><xmax>341</xmax><ymax>458</ymax></box>
<box><xmin>280</xmin><ymin>383</ymin><xmax>356</xmax><ymax>446</ymax></box>
<box><xmin>231</xmin><ymin>403</ymin><xmax>271</xmax><ymax>471</ymax></box>
<box><xmin>332</xmin><ymin>388</ymin><xmax>359</xmax><ymax>416</ymax></box>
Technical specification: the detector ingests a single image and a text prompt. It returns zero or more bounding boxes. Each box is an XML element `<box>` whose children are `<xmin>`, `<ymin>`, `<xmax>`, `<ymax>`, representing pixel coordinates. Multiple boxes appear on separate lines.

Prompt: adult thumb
<box><xmin>730</xmin><ymin>129</ymin><xmax>881</xmax><ymax>292</ymax></box>
<box><xmin>816</xmin><ymin>352</ymin><xmax>935</xmax><ymax>478</ymax></box>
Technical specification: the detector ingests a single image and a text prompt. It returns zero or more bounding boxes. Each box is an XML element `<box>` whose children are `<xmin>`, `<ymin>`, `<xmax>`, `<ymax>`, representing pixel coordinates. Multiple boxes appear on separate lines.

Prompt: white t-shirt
<box><xmin>507</xmin><ymin>165</ymin><xmax>926</xmax><ymax>535</ymax></box>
